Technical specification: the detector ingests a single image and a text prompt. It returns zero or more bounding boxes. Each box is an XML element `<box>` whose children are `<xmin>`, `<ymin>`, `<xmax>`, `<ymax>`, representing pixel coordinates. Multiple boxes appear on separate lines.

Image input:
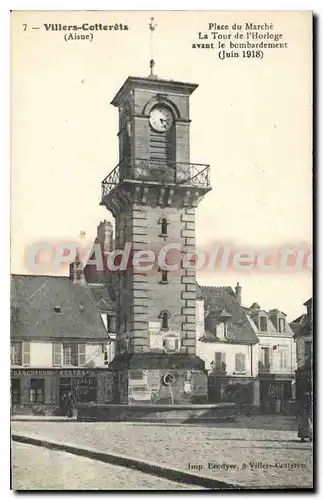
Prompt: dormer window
<box><xmin>278</xmin><ymin>317</ymin><xmax>285</xmax><ymax>333</ymax></box>
<box><xmin>54</xmin><ymin>306</ymin><xmax>61</xmax><ymax>314</ymax></box>
<box><xmin>259</xmin><ymin>316</ymin><xmax>267</xmax><ymax>332</ymax></box>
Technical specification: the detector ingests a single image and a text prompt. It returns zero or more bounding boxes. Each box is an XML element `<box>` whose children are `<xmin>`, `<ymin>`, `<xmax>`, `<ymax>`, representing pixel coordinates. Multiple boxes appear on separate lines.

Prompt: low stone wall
<box><xmin>77</xmin><ymin>402</ymin><xmax>237</xmax><ymax>423</ymax></box>
<box><xmin>11</xmin><ymin>404</ymin><xmax>61</xmax><ymax>416</ymax></box>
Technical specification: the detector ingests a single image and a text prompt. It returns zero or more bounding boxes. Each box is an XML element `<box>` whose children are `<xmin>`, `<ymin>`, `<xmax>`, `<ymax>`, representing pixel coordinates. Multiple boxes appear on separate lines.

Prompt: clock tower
<box><xmin>100</xmin><ymin>75</ymin><xmax>212</xmax><ymax>404</ymax></box>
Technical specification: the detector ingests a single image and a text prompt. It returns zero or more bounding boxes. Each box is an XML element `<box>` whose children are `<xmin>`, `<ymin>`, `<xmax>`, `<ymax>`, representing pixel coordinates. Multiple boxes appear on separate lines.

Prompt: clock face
<box><xmin>149</xmin><ymin>107</ymin><xmax>174</xmax><ymax>132</ymax></box>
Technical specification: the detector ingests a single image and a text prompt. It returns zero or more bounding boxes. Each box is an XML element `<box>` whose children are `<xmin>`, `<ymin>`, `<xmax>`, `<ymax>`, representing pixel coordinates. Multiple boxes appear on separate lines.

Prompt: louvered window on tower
<box><xmin>161</xmin><ymin>218</ymin><xmax>168</xmax><ymax>236</ymax></box>
<box><xmin>160</xmin><ymin>311</ymin><xmax>169</xmax><ymax>330</ymax></box>
<box><xmin>160</xmin><ymin>269</ymin><xmax>168</xmax><ymax>284</ymax></box>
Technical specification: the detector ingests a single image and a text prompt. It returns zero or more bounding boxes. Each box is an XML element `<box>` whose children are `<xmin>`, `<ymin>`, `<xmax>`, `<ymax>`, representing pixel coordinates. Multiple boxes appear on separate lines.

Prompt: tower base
<box><xmin>108</xmin><ymin>353</ymin><xmax>208</xmax><ymax>405</ymax></box>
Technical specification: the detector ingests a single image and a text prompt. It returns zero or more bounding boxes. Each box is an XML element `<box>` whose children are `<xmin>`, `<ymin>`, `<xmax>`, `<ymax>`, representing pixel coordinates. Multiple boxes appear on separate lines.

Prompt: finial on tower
<box><xmin>148</xmin><ymin>17</ymin><xmax>157</xmax><ymax>78</ymax></box>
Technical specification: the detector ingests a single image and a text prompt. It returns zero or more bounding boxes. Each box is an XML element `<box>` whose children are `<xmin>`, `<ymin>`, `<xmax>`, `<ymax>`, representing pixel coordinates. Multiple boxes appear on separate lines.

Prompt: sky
<box><xmin>11</xmin><ymin>10</ymin><xmax>312</xmax><ymax>320</ymax></box>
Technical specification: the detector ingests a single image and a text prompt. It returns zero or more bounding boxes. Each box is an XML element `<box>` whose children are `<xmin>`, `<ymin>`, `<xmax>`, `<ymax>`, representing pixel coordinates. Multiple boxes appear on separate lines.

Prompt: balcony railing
<box><xmin>101</xmin><ymin>158</ymin><xmax>210</xmax><ymax>200</ymax></box>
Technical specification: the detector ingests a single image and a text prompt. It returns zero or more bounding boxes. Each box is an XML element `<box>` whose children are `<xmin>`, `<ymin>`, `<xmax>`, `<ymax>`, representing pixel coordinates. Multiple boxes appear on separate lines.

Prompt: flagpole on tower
<box><xmin>148</xmin><ymin>17</ymin><xmax>157</xmax><ymax>78</ymax></box>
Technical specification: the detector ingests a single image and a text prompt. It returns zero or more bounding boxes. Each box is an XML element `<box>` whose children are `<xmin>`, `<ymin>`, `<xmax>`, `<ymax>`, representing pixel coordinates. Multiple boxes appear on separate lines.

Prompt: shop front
<box><xmin>208</xmin><ymin>375</ymin><xmax>254</xmax><ymax>405</ymax></box>
<box><xmin>11</xmin><ymin>368</ymin><xmax>112</xmax><ymax>415</ymax></box>
<box><xmin>259</xmin><ymin>373</ymin><xmax>295</xmax><ymax>414</ymax></box>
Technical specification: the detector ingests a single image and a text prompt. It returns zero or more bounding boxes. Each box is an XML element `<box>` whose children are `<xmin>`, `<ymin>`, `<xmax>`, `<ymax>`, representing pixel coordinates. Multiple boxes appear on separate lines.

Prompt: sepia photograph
<box><xmin>10</xmin><ymin>9</ymin><xmax>313</xmax><ymax>491</ymax></box>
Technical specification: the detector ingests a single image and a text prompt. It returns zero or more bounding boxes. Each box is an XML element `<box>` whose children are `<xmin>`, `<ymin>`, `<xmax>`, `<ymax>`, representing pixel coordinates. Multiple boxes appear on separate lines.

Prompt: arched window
<box><xmin>161</xmin><ymin>270</ymin><xmax>168</xmax><ymax>283</ymax></box>
<box><xmin>162</xmin><ymin>313</ymin><xmax>168</xmax><ymax>330</ymax></box>
<box><xmin>159</xmin><ymin>268</ymin><xmax>168</xmax><ymax>284</ymax></box>
<box><xmin>158</xmin><ymin>216</ymin><xmax>169</xmax><ymax>239</ymax></box>
<box><xmin>159</xmin><ymin>310</ymin><xmax>171</xmax><ymax>331</ymax></box>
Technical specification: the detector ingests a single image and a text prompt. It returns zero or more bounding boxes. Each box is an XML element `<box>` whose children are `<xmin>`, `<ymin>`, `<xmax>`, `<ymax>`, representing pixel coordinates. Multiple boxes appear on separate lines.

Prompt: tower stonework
<box><xmin>100</xmin><ymin>76</ymin><xmax>211</xmax><ymax>404</ymax></box>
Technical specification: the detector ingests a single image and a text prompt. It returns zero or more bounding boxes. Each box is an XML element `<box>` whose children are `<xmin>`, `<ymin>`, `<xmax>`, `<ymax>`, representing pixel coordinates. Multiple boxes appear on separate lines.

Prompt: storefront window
<box><xmin>11</xmin><ymin>342</ymin><xmax>22</xmax><ymax>366</ymax></box>
<box><xmin>11</xmin><ymin>379</ymin><xmax>20</xmax><ymax>404</ymax></box>
<box><xmin>29</xmin><ymin>379</ymin><xmax>44</xmax><ymax>403</ymax></box>
<box><xmin>76</xmin><ymin>378</ymin><xmax>97</xmax><ymax>402</ymax></box>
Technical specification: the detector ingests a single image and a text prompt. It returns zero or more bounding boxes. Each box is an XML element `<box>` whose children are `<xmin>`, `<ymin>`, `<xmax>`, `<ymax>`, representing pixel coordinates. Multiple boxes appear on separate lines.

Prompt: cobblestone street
<box><xmin>11</xmin><ymin>419</ymin><xmax>313</xmax><ymax>489</ymax></box>
<box><xmin>12</xmin><ymin>443</ymin><xmax>202</xmax><ymax>490</ymax></box>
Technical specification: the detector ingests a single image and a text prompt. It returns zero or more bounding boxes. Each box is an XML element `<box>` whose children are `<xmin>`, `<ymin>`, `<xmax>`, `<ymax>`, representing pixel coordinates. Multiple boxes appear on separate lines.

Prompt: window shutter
<box><xmin>22</xmin><ymin>342</ymin><xmax>30</xmax><ymax>366</ymax></box>
<box><xmin>78</xmin><ymin>344</ymin><xmax>86</xmax><ymax>366</ymax></box>
<box><xmin>215</xmin><ymin>352</ymin><xmax>221</xmax><ymax>366</ymax></box>
<box><xmin>53</xmin><ymin>343</ymin><xmax>62</xmax><ymax>366</ymax></box>
<box><xmin>241</xmin><ymin>353</ymin><xmax>246</xmax><ymax>371</ymax></box>
<box><xmin>268</xmin><ymin>347</ymin><xmax>273</xmax><ymax>368</ymax></box>
<box><xmin>235</xmin><ymin>353</ymin><xmax>239</xmax><ymax>371</ymax></box>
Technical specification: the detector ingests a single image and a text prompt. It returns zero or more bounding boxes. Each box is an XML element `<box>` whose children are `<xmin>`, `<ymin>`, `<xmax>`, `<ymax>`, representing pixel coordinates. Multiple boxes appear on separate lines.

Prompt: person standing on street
<box><xmin>298</xmin><ymin>392</ymin><xmax>313</xmax><ymax>442</ymax></box>
<box><xmin>65</xmin><ymin>390</ymin><xmax>75</xmax><ymax>418</ymax></box>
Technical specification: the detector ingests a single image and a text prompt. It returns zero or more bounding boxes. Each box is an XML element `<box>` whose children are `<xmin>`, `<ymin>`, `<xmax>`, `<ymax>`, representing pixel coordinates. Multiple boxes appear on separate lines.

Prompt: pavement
<box><xmin>11</xmin><ymin>413</ymin><xmax>297</xmax><ymax>429</ymax></box>
<box><xmin>11</xmin><ymin>418</ymin><xmax>313</xmax><ymax>489</ymax></box>
<box><xmin>12</xmin><ymin>442</ymin><xmax>204</xmax><ymax>490</ymax></box>
<box><xmin>11</xmin><ymin>415</ymin><xmax>77</xmax><ymax>422</ymax></box>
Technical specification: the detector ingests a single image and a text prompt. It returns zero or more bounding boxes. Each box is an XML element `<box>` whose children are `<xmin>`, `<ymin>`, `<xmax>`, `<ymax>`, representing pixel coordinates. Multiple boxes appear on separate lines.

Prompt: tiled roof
<box><xmin>196</xmin><ymin>282</ymin><xmax>203</xmax><ymax>300</ymax></box>
<box><xmin>291</xmin><ymin>314</ymin><xmax>312</xmax><ymax>338</ymax></box>
<box><xmin>291</xmin><ymin>313</ymin><xmax>307</xmax><ymax>325</ymax></box>
<box><xmin>11</xmin><ymin>275</ymin><xmax>109</xmax><ymax>341</ymax></box>
<box><xmin>88</xmin><ymin>284</ymin><xmax>116</xmax><ymax>313</ymax></box>
<box><xmin>244</xmin><ymin>305</ymin><xmax>294</xmax><ymax>337</ymax></box>
<box><xmin>200</xmin><ymin>286</ymin><xmax>258</xmax><ymax>344</ymax></box>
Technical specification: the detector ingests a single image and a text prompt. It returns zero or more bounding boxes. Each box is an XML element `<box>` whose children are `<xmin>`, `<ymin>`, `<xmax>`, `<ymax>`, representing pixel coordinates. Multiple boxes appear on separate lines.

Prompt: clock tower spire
<box><xmin>148</xmin><ymin>17</ymin><xmax>157</xmax><ymax>78</ymax></box>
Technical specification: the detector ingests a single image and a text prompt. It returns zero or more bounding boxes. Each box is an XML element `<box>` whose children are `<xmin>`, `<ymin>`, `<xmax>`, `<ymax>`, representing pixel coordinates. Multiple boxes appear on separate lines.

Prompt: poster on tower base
<box><xmin>10</xmin><ymin>10</ymin><xmax>313</xmax><ymax>492</ymax></box>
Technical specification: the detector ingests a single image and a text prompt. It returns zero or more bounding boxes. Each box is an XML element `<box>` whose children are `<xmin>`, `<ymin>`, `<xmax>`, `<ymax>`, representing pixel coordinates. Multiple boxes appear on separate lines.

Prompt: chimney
<box><xmin>69</xmin><ymin>250</ymin><xmax>86</xmax><ymax>285</ymax></box>
<box><xmin>97</xmin><ymin>220</ymin><xmax>114</xmax><ymax>253</ymax></box>
<box><xmin>235</xmin><ymin>282</ymin><xmax>242</xmax><ymax>305</ymax></box>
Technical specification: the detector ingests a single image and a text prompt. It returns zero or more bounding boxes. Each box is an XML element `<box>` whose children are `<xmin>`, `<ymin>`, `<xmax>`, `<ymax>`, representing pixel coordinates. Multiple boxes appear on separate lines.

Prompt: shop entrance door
<box><xmin>59</xmin><ymin>377</ymin><xmax>72</xmax><ymax>415</ymax></box>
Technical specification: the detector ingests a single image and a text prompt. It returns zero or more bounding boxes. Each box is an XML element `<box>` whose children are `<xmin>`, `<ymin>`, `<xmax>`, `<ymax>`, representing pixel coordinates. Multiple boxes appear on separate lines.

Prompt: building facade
<box><xmin>196</xmin><ymin>284</ymin><xmax>259</xmax><ymax>406</ymax></box>
<box><xmin>291</xmin><ymin>298</ymin><xmax>313</xmax><ymax>403</ymax></box>
<box><xmin>244</xmin><ymin>303</ymin><xmax>297</xmax><ymax>413</ymax></box>
<box><xmin>11</xmin><ymin>275</ymin><xmax>113</xmax><ymax>415</ymax></box>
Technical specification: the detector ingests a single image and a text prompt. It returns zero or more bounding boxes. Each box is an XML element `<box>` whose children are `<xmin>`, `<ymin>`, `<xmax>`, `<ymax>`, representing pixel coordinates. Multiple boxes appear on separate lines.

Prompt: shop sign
<box><xmin>227</xmin><ymin>378</ymin><xmax>253</xmax><ymax>385</ymax></box>
<box><xmin>11</xmin><ymin>369</ymin><xmax>54</xmax><ymax>376</ymax></box>
<box><xmin>59</xmin><ymin>369</ymin><xmax>96</xmax><ymax>377</ymax></box>
<box><xmin>76</xmin><ymin>377</ymin><xmax>97</xmax><ymax>386</ymax></box>
<box><xmin>273</xmin><ymin>374</ymin><xmax>293</xmax><ymax>381</ymax></box>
